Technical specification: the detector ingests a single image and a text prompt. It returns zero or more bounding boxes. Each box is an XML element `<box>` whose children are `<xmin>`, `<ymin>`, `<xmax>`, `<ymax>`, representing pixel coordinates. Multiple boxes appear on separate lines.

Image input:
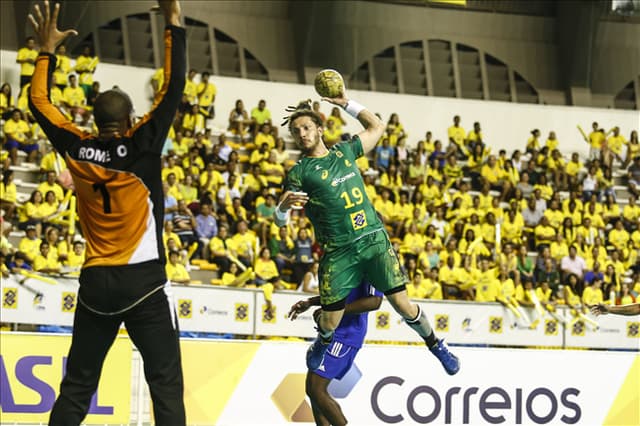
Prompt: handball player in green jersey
<box><xmin>274</xmin><ymin>92</ymin><xmax>460</xmax><ymax>376</ymax></box>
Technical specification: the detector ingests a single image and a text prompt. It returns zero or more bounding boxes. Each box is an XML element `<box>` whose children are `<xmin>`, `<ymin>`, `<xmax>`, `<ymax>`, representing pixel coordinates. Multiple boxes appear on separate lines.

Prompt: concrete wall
<box><xmin>1</xmin><ymin>1</ymin><xmax>638</xmax><ymax>105</ymax></box>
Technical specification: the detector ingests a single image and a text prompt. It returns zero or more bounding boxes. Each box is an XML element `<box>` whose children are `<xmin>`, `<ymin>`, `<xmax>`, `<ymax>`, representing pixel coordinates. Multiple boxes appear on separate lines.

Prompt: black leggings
<box><xmin>49</xmin><ymin>286</ymin><xmax>185</xmax><ymax>426</ymax></box>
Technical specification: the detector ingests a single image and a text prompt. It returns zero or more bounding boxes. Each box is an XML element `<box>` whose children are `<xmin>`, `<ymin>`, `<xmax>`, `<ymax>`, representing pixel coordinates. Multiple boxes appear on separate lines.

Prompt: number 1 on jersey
<box><xmin>340</xmin><ymin>187</ymin><xmax>364</xmax><ymax>209</ymax></box>
<box><xmin>93</xmin><ymin>183</ymin><xmax>112</xmax><ymax>213</ymax></box>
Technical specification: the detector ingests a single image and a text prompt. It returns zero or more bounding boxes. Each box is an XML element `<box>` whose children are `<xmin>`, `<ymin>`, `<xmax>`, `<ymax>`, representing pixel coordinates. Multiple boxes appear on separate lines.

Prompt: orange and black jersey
<box><xmin>29</xmin><ymin>26</ymin><xmax>186</xmax><ymax>299</ymax></box>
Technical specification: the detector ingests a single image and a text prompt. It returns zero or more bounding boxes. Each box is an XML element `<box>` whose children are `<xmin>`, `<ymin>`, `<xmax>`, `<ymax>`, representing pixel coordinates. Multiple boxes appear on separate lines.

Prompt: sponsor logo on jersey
<box><xmin>331</xmin><ymin>172</ymin><xmax>356</xmax><ymax>187</ymax></box>
<box><xmin>321</xmin><ymin>170</ymin><xmax>329</xmax><ymax>180</ymax></box>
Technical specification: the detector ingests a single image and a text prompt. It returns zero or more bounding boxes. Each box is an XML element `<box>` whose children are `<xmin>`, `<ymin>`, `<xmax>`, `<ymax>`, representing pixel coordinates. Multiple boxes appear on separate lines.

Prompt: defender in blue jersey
<box><xmin>288</xmin><ymin>282</ymin><xmax>382</xmax><ymax>426</ymax></box>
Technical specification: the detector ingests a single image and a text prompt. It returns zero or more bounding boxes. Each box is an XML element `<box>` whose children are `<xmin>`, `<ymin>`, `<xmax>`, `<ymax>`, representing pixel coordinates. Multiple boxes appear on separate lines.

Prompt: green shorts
<box><xmin>318</xmin><ymin>229</ymin><xmax>408</xmax><ymax>307</ymax></box>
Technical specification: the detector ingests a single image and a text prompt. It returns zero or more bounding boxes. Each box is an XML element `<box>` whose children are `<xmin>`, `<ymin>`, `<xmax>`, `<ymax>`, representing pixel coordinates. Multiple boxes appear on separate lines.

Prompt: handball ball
<box><xmin>314</xmin><ymin>69</ymin><xmax>345</xmax><ymax>98</ymax></box>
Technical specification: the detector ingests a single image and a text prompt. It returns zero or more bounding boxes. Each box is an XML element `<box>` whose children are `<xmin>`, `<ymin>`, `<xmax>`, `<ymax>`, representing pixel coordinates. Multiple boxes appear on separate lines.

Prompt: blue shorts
<box><xmin>5</xmin><ymin>139</ymin><xmax>38</xmax><ymax>153</ymax></box>
<box><xmin>312</xmin><ymin>341</ymin><xmax>359</xmax><ymax>380</ymax></box>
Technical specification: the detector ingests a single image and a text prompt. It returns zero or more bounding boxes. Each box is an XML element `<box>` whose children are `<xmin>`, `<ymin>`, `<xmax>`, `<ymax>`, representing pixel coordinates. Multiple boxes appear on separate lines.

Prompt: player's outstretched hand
<box><xmin>321</xmin><ymin>92</ymin><xmax>348</xmax><ymax>109</ymax></box>
<box><xmin>157</xmin><ymin>0</ymin><xmax>182</xmax><ymax>26</ymax></box>
<box><xmin>288</xmin><ymin>299</ymin><xmax>311</xmax><ymax>320</ymax></box>
<box><xmin>28</xmin><ymin>1</ymin><xmax>78</xmax><ymax>54</ymax></box>
<box><xmin>590</xmin><ymin>303</ymin><xmax>608</xmax><ymax>316</ymax></box>
<box><xmin>279</xmin><ymin>191</ymin><xmax>309</xmax><ymax>211</ymax></box>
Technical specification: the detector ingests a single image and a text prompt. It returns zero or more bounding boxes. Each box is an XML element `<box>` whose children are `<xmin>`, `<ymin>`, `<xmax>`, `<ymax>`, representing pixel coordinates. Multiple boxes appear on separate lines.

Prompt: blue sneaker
<box><xmin>430</xmin><ymin>339</ymin><xmax>460</xmax><ymax>375</ymax></box>
<box><xmin>306</xmin><ymin>335</ymin><xmax>332</xmax><ymax>370</ymax></box>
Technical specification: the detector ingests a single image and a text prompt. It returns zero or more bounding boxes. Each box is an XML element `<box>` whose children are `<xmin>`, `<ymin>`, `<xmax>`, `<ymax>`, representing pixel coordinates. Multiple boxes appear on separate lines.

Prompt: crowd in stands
<box><xmin>2</xmin><ymin>36</ymin><xmax>640</xmax><ymax>327</ymax></box>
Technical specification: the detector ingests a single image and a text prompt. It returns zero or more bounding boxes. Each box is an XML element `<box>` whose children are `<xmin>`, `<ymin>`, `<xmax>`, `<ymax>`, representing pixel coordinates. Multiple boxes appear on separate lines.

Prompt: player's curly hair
<box><xmin>282</xmin><ymin>99</ymin><xmax>323</xmax><ymax>131</ymax></box>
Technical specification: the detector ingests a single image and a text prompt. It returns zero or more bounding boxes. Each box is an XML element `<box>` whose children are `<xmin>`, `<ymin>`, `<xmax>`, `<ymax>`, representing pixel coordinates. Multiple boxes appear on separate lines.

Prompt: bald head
<box><xmin>93</xmin><ymin>89</ymin><xmax>133</xmax><ymax>129</ymax></box>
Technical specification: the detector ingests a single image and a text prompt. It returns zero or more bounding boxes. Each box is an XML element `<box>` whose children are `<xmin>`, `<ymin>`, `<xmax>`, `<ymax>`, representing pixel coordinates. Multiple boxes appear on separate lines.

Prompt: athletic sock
<box><xmin>405</xmin><ymin>305</ymin><xmax>438</xmax><ymax>348</ymax></box>
<box><xmin>318</xmin><ymin>326</ymin><xmax>334</xmax><ymax>344</ymax></box>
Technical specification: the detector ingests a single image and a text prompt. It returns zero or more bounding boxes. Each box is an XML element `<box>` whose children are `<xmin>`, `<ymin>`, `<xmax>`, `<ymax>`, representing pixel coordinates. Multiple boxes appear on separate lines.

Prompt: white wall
<box><xmin>3</xmin><ymin>49</ymin><xmax>638</xmax><ymax>157</ymax></box>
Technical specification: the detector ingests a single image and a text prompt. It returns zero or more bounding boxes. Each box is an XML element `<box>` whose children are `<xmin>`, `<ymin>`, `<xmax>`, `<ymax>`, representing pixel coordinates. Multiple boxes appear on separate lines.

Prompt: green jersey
<box><xmin>284</xmin><ymin>136</ymin><xmax>383</xmax><ymax>248</ymax></box>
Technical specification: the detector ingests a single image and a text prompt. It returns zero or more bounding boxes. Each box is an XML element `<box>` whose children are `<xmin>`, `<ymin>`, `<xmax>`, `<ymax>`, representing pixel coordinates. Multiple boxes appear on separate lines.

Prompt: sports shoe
<box><xmin>430</xmin><ymin>339</ymin><xmax>460</xmax><ymax>375</ymax></box>
<box><xmin>306</xmin><ymin>335</ymin><xmax>332</xmax><ymax>370</ymax></box>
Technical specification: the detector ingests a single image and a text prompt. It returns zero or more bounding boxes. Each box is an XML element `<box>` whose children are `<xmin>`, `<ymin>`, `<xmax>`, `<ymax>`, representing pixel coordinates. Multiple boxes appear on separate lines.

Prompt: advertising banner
<box><xmin>172</xmin><ymin>285</ymin><xmax>255</xmax><ymax>335</ymax></box>
<box><xmin>2</xmin><ymin>275</ymin><xmax>638</xmax><ymax>350</ymax></box>
<box><xmin>0</xmin><ymin>333</ymin><xmax>132</xmax><ymax>424</ymax></box>
<box><xmin>202</xmin><ymin>341</ymin><xmax>639</xmax><ymax>426</ymax></box>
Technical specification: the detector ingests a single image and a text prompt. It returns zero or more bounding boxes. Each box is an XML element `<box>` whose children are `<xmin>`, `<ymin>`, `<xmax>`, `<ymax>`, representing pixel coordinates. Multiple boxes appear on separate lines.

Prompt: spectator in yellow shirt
<box><xmin>407</xmin><ymin>270</ymin><xmax>428</xmax><ymax>299</ymax></box>
<box><xmin>545</xmin><ymin>131</ymin><xmax>559</xmax><ymax>151</ymax></box>
<box><xmin>481</xmin><ymin>155</ymin><xmax>511</xmax><ymax>201</ymax></box>
<box><xmin>38</xmin><ymin>171</ymin><xmax>65</xmax><ymax>202</ymax></box>
<box><xmin>254</xmin><ymin>247</ymin><xmax>282</xmax><ymax>287</ymax></box>
<box><xmin>587</xmin><ymin>122</ymin><xmax>605</xmax><ymax>160</ymax></box>
<box><xmin>197</xmin><ymin>71</ymin><xmax>216</xmax><ymax>120</ymax></box>
<box><xmin>608</xmin><ymin>220</ymin><xmax>630</xmax><ymax>251</ymax></box>
<box><xmin>254</xmin><ymin>123</ymin><xmax>276</xmax><ymax>150</ymax></box>
<box><xmin>16</xmin><ymin>37</ymin><xmax>38</xmax><ymax>88</ymax></box>
<box><xmin>250</xmin><ymin>99</ymin><xmax>272</xmax><ymax>137</ymax></box>
<box><xmin>1</xmin><ymin>170</ymin><xmax>18</xmax><ymax>221</ymax></box>
<box><xmin>607</xmin><ymin>127</ymin><xmax>627</xmax><ymax>164</ymax></box>
<box><xmin>322</xmin><ymin>118</ymin><xmax>342</xmax><ymax>146</ymax></box>
<box><xmin>0</xmin><ymin>83</ymin><xmax>16</xmax><ymax>117</ymax></box>
<box><xmin>447</xmin><ymin>115</ymin><xmax>466</xmax><ymax>156</ymax></box>
<box><xmin>53</xmin><ymin>44</ymin><xmax>72</xmax><ymax>90</ymax></box>
<box><xmin>166</xmin><ymin>250</ymin><xmax>191</xmax><ymax>284</ymax></box>
<box><xmin>4</xmin><ymin>109</ymin><xmax>37</xmax><ymax>164</ymax></box>
<box><xmin>33</xmin><ymin>241</ymin><xmax>62</xmax><ymax>274</ymax></box>
<box><xmin>475</xmin><ymin>258</ymin><xmax>499</xmax><ymax>302</ymax></box>
<box><xmin>74</xmin><ymin>45</ymin><xmax>99</xmax><ymax>96</ymax></box>
<box><xmin>65</xmin><ymin>240</ymin><xmax>86</xmax><ymax>269</ymax></box>
<box><xmin>150</xmin><ymin>67</ymin><xmax>164</xmax><ymax>95</ymax></box>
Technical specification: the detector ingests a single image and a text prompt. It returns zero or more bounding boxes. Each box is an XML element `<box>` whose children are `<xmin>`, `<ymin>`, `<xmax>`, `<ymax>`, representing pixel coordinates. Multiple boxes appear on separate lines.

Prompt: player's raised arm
<box><xmin>129</xmin><ymin>0</ymin><xmax>185</xmax><ymax>153</ymax></box>
<box><xmin>28</xmin><ymin>1</ymin><xmax>82</xmax><ymax>154</ymax></box>
<box><xmin>322</xmin><ymin>91</ymin><xmax>385</xmax><ymax>155</ymax></box>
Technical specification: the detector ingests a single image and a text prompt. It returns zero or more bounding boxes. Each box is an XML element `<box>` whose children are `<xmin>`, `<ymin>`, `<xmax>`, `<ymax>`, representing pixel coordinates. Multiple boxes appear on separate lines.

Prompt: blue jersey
<box><xmin>333</xmin><ymin>282</ymin><xmax>382</xmax><ymax>349</ymax></box>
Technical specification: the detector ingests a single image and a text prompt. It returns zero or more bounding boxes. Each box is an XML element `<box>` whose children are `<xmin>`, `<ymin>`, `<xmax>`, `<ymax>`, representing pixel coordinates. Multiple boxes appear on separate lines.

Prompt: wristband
<box><xmin>344</xmin><ymin>100</ymin><xmax>366</xmax><ymax>119</ymax></box>
<box><xmin>274</xmin><ymin>203</ymin><xmax>290</xmax><ymax>222</ymax></box>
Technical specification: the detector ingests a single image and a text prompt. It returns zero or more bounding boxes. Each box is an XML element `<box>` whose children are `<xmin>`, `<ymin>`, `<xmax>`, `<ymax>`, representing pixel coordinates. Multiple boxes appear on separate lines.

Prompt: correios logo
<box><xmin>371</xmin><ymin>376</ymin><xmax>581</xmax><ymax>424</ymax></box>
<box><xmin>272</xmin><ymin>364</ymin><xmax>362</xmax><ymax>422</ymax></box>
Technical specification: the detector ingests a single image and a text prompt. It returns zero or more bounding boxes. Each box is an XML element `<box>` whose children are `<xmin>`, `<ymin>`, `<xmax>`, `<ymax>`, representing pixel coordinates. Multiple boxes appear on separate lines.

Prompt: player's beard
<box><xmin>300</xmin><ymin>131</ymin><xmax>323</xmax><ymax>156</ymax></box>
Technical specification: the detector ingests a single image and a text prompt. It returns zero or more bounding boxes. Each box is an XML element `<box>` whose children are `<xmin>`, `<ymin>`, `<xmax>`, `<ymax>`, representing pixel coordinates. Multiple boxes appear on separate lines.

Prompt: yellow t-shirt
<box><xmin>183</xmin><ymin>79</ymin><xmax>197</xmax><ymax>104</ymax></box>
<box><xmin>0</xmin><ymin>92</ymin><xmax>15</xmax><ymax>111</ymax></box>
<box><xmin>66</xmin><ymin>250</ymin><xmax>86</xmax><ymax>268</ymax></box>
<box><xmin>607</xmin><ymin>135</ymin><xmax>627</xmax><ymax>155</ymax></box>
<box><xmin>34</xmin><ymin>253</ymin><xmax>62</xmax><ymax>272</ymax></box>
<box><xmin>197</xmin><ymin>82</ymin><xmax>217</xmax><ymax>107</ymax></box>
<box><xmin>582</xmin><ymin>286</ymin><xmax>603</xmax><ymax>306</ymax></box>
<box><xmin>161</xmin><ymin>165</ymin><xmax>185</xmax><ymax>182</ymax></box>
<box><xmin>17</xmin><ymin>47</ymin><xmax>38</xmax><ymax>76</ymax></box>
<box><xmin>565</xmin><ymin>161</ymin><xmax>582</xmax><ymax>177</ymax></box>
<box><xmin>407</xmin><ymin>283</ymin><xmax>427</xmax><ymax>299</ymax></box>
<box><xmin>545</xmin><ymin>138</ymin><xmax>559</xmax><ymax>151</ymax></box>
<box><xmin>588</xmin><ymin>131</ymin><xmax>604</xmax><ymax>148</ymax></box>
<box><xmin>53</xmin><ymin>54</ymin><xmax>72</xmax><ymax>86</ymax></box>
<box><xmin>166</xmin><ymin>262</ymin><xmax>190</xmax><ymax>282</ymax></box>
<box><xmin>261</xmin><ymin>162</ymin><xmax>284</xmax><ymax>185</ymax></box>
<box><xmin>74</xmin><ymin>55</ymin><xmax>99</xmax><ymax>85</ymax></box>
<box><xmin>232</xmin><ymin>232</ymin><xmax>257</xmax><ymax>257</ymax></box>
<box><xmin>481</xmin><ymin>164</ymin><xmax>503</xmax><ymax>184</ymax></box>
<box><xmin>255</xmin><ymin>133</ymin><xmax>275</xmax><ymax>150</ymax></box>
<box><xmin>4</xmin><ymin>119</ymin><xmax>30</xmax><ymax>143</ymax></box>
<box><xmin>199</xmin><ymin>170</ymin><xmax>225</xmax><ymax>193</ymax></box>
<box><xmin>63</xmin><ymin>86</ymin><xmax>86</xmax><ymax>107</ymax></box>
<box><xmin>152</xmin><ymin>68</ymin><xmax>164</xmax><ymax>91</ymax></box>
<box><xmin>254</xmin><ymin>258</ymin><xmax>279</xmax><ymax>280</ymax></box>
<box><xmin>19</xmin><ymin>238</ymin><xmax>41</xmax><ymax>262</ymax></box>
<box><xmin>448</xmin><ymin>125</ymin><xmax>466</xmax><ymax>146</ymax></box>
<box><xmin>475</xmin><ymin>275</ymin><xmax>500</xmax><ymax>302</ymax></box>
<box><xmin>0</xmin><ymin>182</ymin><xmax>17</xmax><ymax>203</ymax></box>
<box><xmin>37</xmin><ymin>181</ymin><xmax>65</xmax><ymax>202</ymax></box>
